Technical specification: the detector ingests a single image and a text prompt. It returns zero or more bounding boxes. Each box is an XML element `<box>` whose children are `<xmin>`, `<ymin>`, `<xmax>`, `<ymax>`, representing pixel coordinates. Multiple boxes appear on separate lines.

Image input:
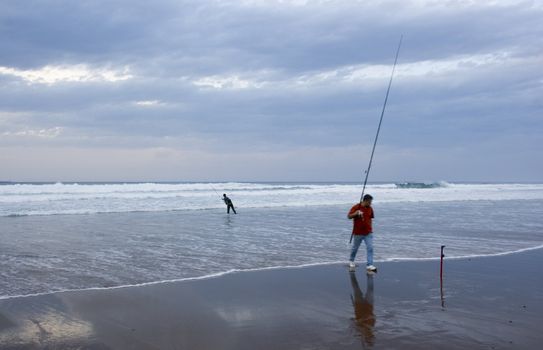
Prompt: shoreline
<box><xmin>2</xmin><ymin>245</ymin><xmax>543</xmax><ymax>302</ymax></box>
<box><xmin>1</xmin><ymin>247</ymin><xmax>542</xmax><ymax>349</ymax></box>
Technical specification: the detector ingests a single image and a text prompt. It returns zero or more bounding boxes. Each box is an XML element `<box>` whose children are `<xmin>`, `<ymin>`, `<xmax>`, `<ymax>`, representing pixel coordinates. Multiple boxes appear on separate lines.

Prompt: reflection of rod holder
<box><xmin>440</xmin><ymin>245</ymin><xmax>445</xmax><ymax>308</ymax></box>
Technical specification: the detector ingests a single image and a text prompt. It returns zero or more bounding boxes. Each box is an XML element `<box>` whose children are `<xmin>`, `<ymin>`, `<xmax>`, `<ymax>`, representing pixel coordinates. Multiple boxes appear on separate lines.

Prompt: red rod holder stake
<box><xmin>440</xmin><ymin>245</ymin><xmax>445</xmax><ymax>280</ymax></box>
<box><xmin>440</xmin><ymin>245</ymin><xmax>446</xmax><ymax>308</ymax></box>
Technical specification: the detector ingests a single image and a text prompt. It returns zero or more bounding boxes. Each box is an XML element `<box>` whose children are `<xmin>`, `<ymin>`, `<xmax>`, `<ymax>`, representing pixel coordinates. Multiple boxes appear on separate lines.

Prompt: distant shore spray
<box><xmin>350</xmin><ymin>36</ymin><xmax>403</xmax><ymax>244</ymax></box>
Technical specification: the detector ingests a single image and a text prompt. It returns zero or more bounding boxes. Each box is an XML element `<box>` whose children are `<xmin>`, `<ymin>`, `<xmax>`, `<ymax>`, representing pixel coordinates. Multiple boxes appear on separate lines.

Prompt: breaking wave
<box><xmin>2</xmin><ymin>181</ymin><xmax>543</xmax><ymax>217</ymax></box>
<box><xmin>395</xmin><ymin>181</ymin><xmax>450</xmax><ymax>189</ymax></box>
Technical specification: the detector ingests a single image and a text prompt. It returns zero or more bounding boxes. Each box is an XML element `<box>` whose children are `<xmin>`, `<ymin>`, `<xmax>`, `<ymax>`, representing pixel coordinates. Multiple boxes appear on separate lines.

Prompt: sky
<box><xmin>0</xmin><ymin>0</ymin><xmax>541</xmax><ymax>182</ymax></box>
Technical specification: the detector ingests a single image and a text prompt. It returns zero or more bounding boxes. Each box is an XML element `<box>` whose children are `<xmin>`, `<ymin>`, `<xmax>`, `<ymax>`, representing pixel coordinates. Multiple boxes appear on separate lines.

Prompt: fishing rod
<box><xmin>359</xmin><ymin>35</ymin><xmax>403</xmax><ymax>202</ymax></box>
<box><xmin>209</xmin><ymin>183</ymin><xmax>223</xmax><ymax>200</ymax></box>
<box><xmin>350</xmin><ymin>36</ymin><xmax>403</xmax><ymax>244</ymax></box>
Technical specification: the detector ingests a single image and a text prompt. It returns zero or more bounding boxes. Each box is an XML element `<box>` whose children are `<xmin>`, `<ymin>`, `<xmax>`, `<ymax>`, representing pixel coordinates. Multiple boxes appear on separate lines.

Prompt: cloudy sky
<box><xmin>1</xmin><ymin>0</ymin><xmax>541</xmax><ymax>182</ymax></box>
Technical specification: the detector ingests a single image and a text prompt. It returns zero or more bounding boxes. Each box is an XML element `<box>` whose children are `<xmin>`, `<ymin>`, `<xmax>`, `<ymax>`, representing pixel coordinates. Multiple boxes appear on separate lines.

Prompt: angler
<box><xmin>348</xmin><ymin>36</ymin><xmax>402</xmax><ymax>272</ymax></box>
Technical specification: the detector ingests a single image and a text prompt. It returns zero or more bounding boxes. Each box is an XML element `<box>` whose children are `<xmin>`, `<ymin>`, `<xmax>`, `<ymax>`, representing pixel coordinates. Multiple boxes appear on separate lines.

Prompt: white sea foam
<box><xmin>1</xmin><ymin>182</ymin><xmax>543</xmax><ymax>217</ymax></box>
<box><xmin>382</xmin><ymin>243</ymin><xmax>543</xmax><ymax>262</ymax></box>
<box><xmin>1</xmin><ymin>245</ymin><xmax>542</xmax><ymax>301</ymax></box>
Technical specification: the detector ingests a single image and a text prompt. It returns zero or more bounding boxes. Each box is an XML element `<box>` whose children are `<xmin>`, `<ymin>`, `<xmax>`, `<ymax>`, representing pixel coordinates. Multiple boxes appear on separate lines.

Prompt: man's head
<box><xmin>223</xmin><ymin>194</ymin><xmax>226</xmax><ymax>197</ymax></box>
<box><xmin>362</xmin><ymin>194</ymin><xmax>373</xmax><ymax>206</ymax></box>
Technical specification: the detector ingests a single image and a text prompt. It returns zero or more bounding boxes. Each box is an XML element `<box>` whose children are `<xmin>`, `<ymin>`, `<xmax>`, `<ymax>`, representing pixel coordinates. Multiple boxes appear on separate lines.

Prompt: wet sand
<box><xmin>1</xmin><ymin>249</ymin><xmax>542</xmax><ymax>349</ymax></box>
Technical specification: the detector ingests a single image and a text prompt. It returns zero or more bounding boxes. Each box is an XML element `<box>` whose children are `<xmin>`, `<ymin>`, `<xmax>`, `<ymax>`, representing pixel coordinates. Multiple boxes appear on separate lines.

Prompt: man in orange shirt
<box><xmin>348</xmin><ymin>194</ymin><xmax>376</xmax><ymax>272</ymax></box>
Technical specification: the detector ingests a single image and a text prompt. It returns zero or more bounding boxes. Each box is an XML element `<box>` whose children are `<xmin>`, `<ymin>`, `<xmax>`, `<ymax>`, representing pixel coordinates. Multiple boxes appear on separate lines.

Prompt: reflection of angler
<box><xmin>350</xmin><ymin>272</ymin><xmax>376</xmax><ymax>347</ymax></box>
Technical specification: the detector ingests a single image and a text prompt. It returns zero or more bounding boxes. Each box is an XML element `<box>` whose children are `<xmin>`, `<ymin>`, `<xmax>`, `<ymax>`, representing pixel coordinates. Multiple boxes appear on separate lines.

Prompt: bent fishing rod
<box><xmin>209</xmin><ymin>183</ymin><xmax>223</xmax><ymax>200</ymax></box>
<box><xmin>350</xmin><ymin>35</ymin><xmax>403</xmax><ymax>244</ymax></box>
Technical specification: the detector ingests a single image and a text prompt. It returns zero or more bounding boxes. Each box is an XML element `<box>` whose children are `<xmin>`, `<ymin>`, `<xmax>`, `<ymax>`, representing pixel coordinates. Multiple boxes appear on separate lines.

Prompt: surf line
<box><xmin>350</xmin><ymin>35</ymin><xmax>403</xmax><ymax>244</ymax></box>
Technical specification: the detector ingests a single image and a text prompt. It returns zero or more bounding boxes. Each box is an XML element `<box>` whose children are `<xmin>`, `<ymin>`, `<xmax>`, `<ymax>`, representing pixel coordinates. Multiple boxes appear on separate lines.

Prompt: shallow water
<box><xmin>1</xmin><ymin>184</ymin><xmax>542</xmax><ymax>299</ymax></box>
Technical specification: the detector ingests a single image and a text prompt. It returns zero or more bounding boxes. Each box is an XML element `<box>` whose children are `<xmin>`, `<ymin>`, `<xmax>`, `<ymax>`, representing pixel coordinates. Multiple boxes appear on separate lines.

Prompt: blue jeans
<box><xmin>349</xmin><ymin>234</ymin><xmax>373</xmax><ymax>266</ymax></box>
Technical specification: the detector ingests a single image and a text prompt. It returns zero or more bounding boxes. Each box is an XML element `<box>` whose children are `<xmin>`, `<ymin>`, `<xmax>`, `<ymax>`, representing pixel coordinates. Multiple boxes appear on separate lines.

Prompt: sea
<box><xmin>1</xmin><ymin>181</ymin><xmax>542</xmax><ymax>299</ymax></box>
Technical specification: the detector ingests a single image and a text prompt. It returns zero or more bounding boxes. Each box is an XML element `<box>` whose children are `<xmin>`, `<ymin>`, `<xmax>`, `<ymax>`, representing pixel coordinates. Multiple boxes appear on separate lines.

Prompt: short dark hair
<box><xmin>363</xmin><ymin>194</ymin><xmax>373</xmax><ymax>201</ymax></box>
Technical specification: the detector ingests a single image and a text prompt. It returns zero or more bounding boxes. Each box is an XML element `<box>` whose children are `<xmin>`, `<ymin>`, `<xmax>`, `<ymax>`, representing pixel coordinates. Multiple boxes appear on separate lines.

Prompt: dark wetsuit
<box><xmin>223</xmin><ymin>196</ymin><xmax>237</xmax><ymax>214</ymax></box>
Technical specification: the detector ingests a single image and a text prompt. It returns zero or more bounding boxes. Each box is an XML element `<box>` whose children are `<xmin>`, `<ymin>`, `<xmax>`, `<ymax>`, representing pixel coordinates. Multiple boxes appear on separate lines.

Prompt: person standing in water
<box><xmin>348</xmin><ymin>194</ymin><xmax>376</xmax><ymax>272</ymax></box>
<box><xmin>222</xmin><ymin>194</ymin><xmax>237</xmax><ymax>214</ymax></box>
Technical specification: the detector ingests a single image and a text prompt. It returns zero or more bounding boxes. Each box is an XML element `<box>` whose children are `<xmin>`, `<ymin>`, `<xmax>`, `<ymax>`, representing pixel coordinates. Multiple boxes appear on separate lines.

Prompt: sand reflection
<box><xmin>350</xmin><ymin>272</ymin><xmax>375</xmax><ymax>347</ymax></box>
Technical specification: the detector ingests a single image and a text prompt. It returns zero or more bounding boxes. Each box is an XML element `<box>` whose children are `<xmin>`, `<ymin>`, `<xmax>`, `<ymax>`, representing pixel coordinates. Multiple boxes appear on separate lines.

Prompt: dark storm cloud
<box><xmin>0</xmin><ymin>0</ymin><xmax>542</xmax><ymax>181</ymax></box>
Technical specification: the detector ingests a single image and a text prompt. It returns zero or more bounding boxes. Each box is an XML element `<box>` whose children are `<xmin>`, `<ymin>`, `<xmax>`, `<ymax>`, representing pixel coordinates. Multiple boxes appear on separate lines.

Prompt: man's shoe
<box><xmin>349</xmin><ymin>261</ymin><xmax>356</xmax><ymax>270</ymax></box>
<box><xmin>366</xmin><ymin>265</ymin><xmax>377</xmax><ymax>272</ymax></box>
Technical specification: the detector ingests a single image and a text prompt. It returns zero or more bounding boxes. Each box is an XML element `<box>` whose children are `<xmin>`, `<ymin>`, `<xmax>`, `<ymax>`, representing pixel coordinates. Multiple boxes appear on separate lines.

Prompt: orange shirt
<box><xmin>349</xmin><ymin>203</ymin><xmax>374</xmax><ymax>235</ymax></box>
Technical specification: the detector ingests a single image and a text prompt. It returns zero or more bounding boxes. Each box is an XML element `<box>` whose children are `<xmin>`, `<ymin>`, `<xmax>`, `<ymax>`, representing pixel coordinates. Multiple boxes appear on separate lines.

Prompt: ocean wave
<box><xmin>2</xmin><ymin>182</ymin><xmax>543</xmax><ymax>217</ymax></box>
<box><xmin>5</xmin><ymin>213</ymin><xmax>29</xmax><ymax>218</ymax></box>
<box><xmin>0</xmin><ymin>182</ymin><xmax>318</xmax><ymax>195</ymax></box>
<box><xmin>395</xmin><ymin>181</ymin><xmax>450</xmax><ymax>189</ymax></box>
<box><xmin>382</xmin><ymin>243</ymin><xmax>543</xmax><ymax>262</ymax></box>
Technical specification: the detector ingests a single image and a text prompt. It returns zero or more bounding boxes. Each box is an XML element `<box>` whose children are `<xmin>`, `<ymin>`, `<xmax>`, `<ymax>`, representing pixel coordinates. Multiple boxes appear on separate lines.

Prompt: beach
<box><xmin>1</xmin><ymin>248</ymin><xmax>542</xmax><ymax>349</ymax></box>
<box><xmin>2</xmin><ymin>0</ymin><xmax>542</xmax><ymax>347</ymax></box>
